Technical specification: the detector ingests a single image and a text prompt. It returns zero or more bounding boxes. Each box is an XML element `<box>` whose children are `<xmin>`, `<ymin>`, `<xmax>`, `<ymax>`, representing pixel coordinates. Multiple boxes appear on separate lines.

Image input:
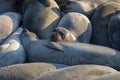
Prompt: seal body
<box><xmin>0</xmin><ymin>27</ymin><xmax>26</xmax><ymax>68</ymax></box>
<box><xmin>60</xmin><ymin>0</ymin><xmax>109</xmax><ymax>18</ymax></box>
<box><xmin>91</xmin><ymin>2</ymin><xmax>120</xmax><ymax>48</ymax></box>
<box><xmin>0</xmin><ymin>63</ymin><xmax>57</xmax><ymax>80</ymax></box>
<box><xmin>108</xmin><ymin>11</ymin><xmax>120</xmax><ymax>51</ymax></box>
<box><xmin>51</xmin><ymin>12</ymin><xmax>92</xmax><ymax>43</ymax></box>
<box><xmin>35</xmin><ymin>65</ymin><xmax>118</xmax><ymax>80</ymax></box>
<box><xmin>20</xmin><ymin>29</ymin><xmax>120</xmax><ymax>70</ymax></box>
<box><xmin>0</xmin><ymin>12</ymin><xmax>22</xmax><ymax>44</ymax></box>
<box><xmin>23</xmin><ymin>0</ymin><xmax>61</xmax><ymax>40</ymax></box>
<box><xmin>0</xmin><ymin>0</ymin><xmax>15</xmax><ymax>14</ymax></box>
<box><xmin>12</xmin><ymin>0</ymin><xmax>25</xmax><ymax>13</ymax></box>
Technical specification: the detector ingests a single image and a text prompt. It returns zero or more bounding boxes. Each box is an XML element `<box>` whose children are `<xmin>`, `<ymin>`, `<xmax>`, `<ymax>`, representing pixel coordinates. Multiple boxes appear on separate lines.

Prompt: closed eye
<box><xmin>59</xmin><ymin>32</ymin><xmax>65</xmax><ymax>39</ymax></box>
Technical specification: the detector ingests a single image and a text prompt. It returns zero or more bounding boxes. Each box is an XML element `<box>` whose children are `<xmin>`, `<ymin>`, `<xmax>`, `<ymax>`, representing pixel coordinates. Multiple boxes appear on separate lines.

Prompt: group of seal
<box><xmin>0</xmin><ymin>0</ymin><xmax>120</xmax><ymax>80</ymax></box>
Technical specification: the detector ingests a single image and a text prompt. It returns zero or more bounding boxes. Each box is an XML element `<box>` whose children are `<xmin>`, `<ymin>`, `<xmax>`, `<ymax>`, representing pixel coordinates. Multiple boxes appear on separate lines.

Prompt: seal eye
<box><xmin>59</xmin><ymin>32</ymin><xmax>65</xmax><ymax>39</ymax></box>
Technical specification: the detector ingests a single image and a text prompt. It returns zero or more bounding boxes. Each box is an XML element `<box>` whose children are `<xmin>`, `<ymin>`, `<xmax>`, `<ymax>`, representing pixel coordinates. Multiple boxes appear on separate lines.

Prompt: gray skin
<box><xmin>34</xmin><ymin>65</ymin><xmax>118</xmax><ymax>80</ymax></box>
<box><xmin>12</xmin><ymin>0</ymin><xmax>25</xmax><ymax>13</ymax></box>
<box><xmin>0</xmin><ymin>27</ymin><xmax>26</xmax><ymax>68</ymax></box>
<box><xmin>23</xmin><ymin>0</ymin><xmax>61</xmax><ymax>40</ymax></box>
<box><xmin>90</xmin><ymin>2</ymin><xmax>120</xmax><ymax>48</ymax></box>
<box><xmin>59</xmin><ymin>0</ymin><xmax>109</xmax><ymax>18</ymax></box>
<box><xmin>0</xmin><ymin>12</ymin><xmax>22</xmax><ymax>44</ymax></box>
<box><xmin>0</xmin><ymin>63</ymin><xmax>67</xmax><ymax>80</ymax></box>
<box><xmin>108</xmin><ymin>11</ymin><xmax>120</xmax><ymax>51</ymax></box>
<box><xmin>51</xmin><ymin>12</ymin><xmax>92</xmax><ymax>43</ymax></box>
<box><xmin>21</xmin><ymin>29</ymin><xmax>120</xmax><ymax>70</ymax></box>
<box><xmin>95</xmin><ymin>72</ymin><xmax>120</xmax><ymax>80</ymax></box>
<box><xmin>0</xmin><ymin>0</ymin><xmax>15</xmax><ymax>14</ymax></box>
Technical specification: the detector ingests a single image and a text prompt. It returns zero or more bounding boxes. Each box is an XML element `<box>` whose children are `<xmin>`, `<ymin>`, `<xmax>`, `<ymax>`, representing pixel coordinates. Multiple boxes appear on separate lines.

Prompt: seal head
<box><xmin>51</xmin><ymin>27</ymin><xmax>76</xmax><ymax>42</ymax></box>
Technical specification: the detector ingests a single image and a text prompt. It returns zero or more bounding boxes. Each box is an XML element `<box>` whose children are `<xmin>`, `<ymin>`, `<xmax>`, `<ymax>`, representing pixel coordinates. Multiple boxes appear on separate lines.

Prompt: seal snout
<box><xmin>51</xmin><ymin>32</ymin><xmax>60</xmax><ymax>42</ymax></box>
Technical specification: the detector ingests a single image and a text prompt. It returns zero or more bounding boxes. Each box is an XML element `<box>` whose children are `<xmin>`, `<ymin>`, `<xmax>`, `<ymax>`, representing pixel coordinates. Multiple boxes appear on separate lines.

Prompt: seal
<box><xmin>59</xmin><ymin>0</ymin><xmax>109</xmax><ymax>18</ymax></box>
<box><xmin>35</xmin><ymin>65</ymin><xmax>118</xmax><ymax>80</ymax></box>
<box><xmin>51</xmin><ymin>12</ymin><xmax>92</xmax><ymax>43</ymax></box>
<box><xmin>108</xmin><ymin>11</ymin><xmax>120</xmax><ymax>51</ymax></box>
<box><xmin>91</xmin><ymin>2</ymin><xmax>120</xmax><ymax>48</ymax></box>
<box><xmin>23</xmin><ymin>0</ymin><xmax>61</xmax><ymax>40</ymax></box>
<box><xmin>0</xmin><ymin>27</ymin><xmax>26</xmax><ymax>68</ymax></box>
<box><xmin>0</xmin><ymin>12</ymin><xmax>22</xmax><ymax>44</ymax></box>
<box><xmin>20</xmin><ymin>29</ymin><xmax>120</xmax><ymax>70</ymax></box>
<box><xmin>0</xmin><ymin>0</ymin><xmax>15</xmax><ymax>14</ymax></box>
<box><xmin>0</xmin><ymin>63</ymin><xmax>67</xmax><ymax>80</ymax></box>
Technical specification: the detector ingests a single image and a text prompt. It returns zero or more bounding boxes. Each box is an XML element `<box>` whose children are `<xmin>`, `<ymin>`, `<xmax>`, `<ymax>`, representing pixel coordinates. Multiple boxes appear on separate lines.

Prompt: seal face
<box><xmin>51</xmin><ymin>27</ymin><xmax>76</xmax><ymax>42</ymax></box>
<box><xmin>51</xmin><ymin>12</ymin><xmax>92</xmax><ymax>43</ymax></box>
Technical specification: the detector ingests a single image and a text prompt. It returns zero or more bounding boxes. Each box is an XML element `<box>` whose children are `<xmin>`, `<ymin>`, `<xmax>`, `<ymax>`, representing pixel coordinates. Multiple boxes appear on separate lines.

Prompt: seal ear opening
<box><xmin>39</xmin><ymin>0</ymin><xmax>50</xmax><ymax>7</ymax></box>
<box><xmin>43</xmin><ymin>42</ymin><xmax>64</xmax><ymax>52</ymax></box>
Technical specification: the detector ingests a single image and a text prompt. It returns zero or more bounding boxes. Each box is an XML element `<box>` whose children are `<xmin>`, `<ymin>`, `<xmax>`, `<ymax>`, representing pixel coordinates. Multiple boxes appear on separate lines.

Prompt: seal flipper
<box><xmin>43</xmin><ymin>42</ymin><xmax>64</xmax><ymax>52</ymax></box>
<box><xmin>39</xmin><ymin>0</ymin><xmax>50</xmax><ymax>7</ymax></box>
